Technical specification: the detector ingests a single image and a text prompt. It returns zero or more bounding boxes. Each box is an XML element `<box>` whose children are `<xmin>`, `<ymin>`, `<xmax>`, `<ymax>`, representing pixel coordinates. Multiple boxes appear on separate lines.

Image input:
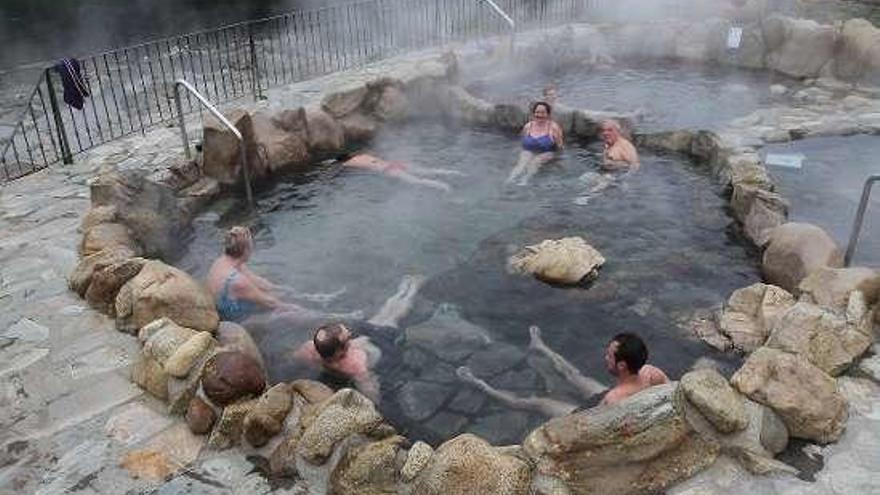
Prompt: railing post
<box><xmin>844</xmin><ymin>175</ymin><xmax>880</xmax><ymax>267</ymax></box>
<box><xmin>247</xmin><ymin>23</ymin><xmax>264</xmax><ymax>101</ymax></box>
<box><xmin>44</xmin><ymin>68</ymin><xmax>74</xmax><ymax>165</ymax></box>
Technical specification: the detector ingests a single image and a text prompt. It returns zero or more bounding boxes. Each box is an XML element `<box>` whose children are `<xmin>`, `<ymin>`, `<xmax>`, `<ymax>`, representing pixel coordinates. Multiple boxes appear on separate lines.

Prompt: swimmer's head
<box><xmin>605</xmin><ymin>332</ymin><xmax>648</xmax><ymax>377</ymax></box>
<box><xmin>531</xmin><ymin>101</ymin><xmax>552</xmax><ymax>120</ymax></box>
<box><xmin>224</xmin><ymin>226</ymin><xmax>254</xmax><ymax>260</ymax></box>
<box><xmin>313</xmin><ymin>323</ymin><xmax>352</xmax><ymax>361</ymax></box>
<box><xmin>542</xmin><ymin>84</ymin><xmax>559</xmax><ymax>102</ymax></box>
<box><xmin>599</xmin><ymin>119</ymin><xmax>622</xmax><ymax>145</ymax></box>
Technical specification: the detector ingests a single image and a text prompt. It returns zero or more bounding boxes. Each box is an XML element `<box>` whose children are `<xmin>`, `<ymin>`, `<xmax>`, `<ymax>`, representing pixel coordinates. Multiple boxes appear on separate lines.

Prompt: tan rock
<box><xmin>766</xmin><ymin>299</ymin><xmax>873</xmax><ymax>376</ymax></box>
<box><xmin>305</xmin><ymin>108</ymin><xmax>345</xmax><ymax>152</ymax></box>
<box><xmin>833</xmin><ymin>18</ymin><xmax>880</xmax><ymax>80</ymax></box>
<box><xmin>247</xmin><ymin>111</ymin><xmax>310</xmax><ymax>176</ymax></box>
<box><xmin>765</xmin><ymin>16</ymin><xmax>838</xmax><ymax>78</ymax></box>
<box><xmin>269</xmin><ymin>432</ymin><xmax>301</xmax><ymax>478</ymax></box>
<box><xmin>68</xmin><ymin>246</ymin><xmax>138</xmax><ymax>297</ymax></box>
<box><xmin>412</xmin><ymin>434</ymin><xmax>531</xmax><ymax>495</ymax></box>
<box><xmin>131</xmin><ymin>355</ymin><xmax>168</xmax><ymax>400</ymax></box>
<box><xmin>400</xmin><ymin>440</ymin><xmax>433</xmax><ymax>482</ymax></box>
<box><xmin>243</xmin><ymin>383</ymin><xmax>294</xmax><ymax>447</ymax></box>
<box><xmin>80</xmin><ymin>222</ymin><xmax>140</xmax><ymax>257</ymax></box>
<box><xmin>726</xmin><ymin>153</ymin><xmax>773</xmax><ymax>191</ymax></box>
<box><xmin>523</xmin><ymin>384</ymin><xmax>718</xmax><ymax>495</ymax></box>
<box><xmin>142</xmin><ymin>318</ymin><xmax>200</xmax><ymax>365</ymax></box>
<box><xmin>207</xmin><ymin>399</ymin><xmax>258</xmax><ymax>450</ymax></box>
<box><xmin>291</xmin><ymin>379</ymin><xmax>334</xmax><ymax>404</ymax></box>
<box><xmin>508</xmin><ymin>237</ymin><xmax>605</xmax><ymax>285</ymax></box>
<box><xmin>680</xmin><ymin>369</ymin><xmax>748</xmax><ymax>434</ymax></box>
<box><xmin>202</xmin><ymin>109</ymin><xmax>251</xmax><ymax>185</ymax></box>
<box><xmin>186</xmin><ymin>397</ymin><xmax>217</xmax><ymax>435</ymax></box>
<box><xmin>115</xmin><ymin>260</ymin><xmax>219</xmax><ymax>334</ymax></box>
<box><xmin>297</xmin><ymin>388</ymin><xmax>387</xmax><ymax>465</ymax></box>
<box><xmin>80</xmin><ymin>205</ymin><xmax>118</xmax><ymax>232</ymax></box>
<box><xmin>719</xmin><ymin>284</ymin><xmax>794</xmax><ymax>353</ymax></box>
<box><xmin>329</xmin><ymin>435</ymin><xmax>405</xmax><ymax>495</ymax></box>
<box><xmin>322</xmin><ymin>85</ymin><xmax>368</xmax><ymax>118</ymax></box>
<box><xmin>120</xmin><ymin>449</ymin><xmax>175</xmax><ymax>481</ymax></box>
<box><xmin>371</xmin><ymin>84</ymin><xmax>409</xmax><ymax>122</ymax></box>
<box><xmin>732</xmin><ymin>347</ymin><xmax>848</xmax><ymax>443</ymax></box>
<box><xmin>164</xmin><ymin>332</ymin><xmax>217</xmax><ymax>378</ymax></box>
<box><xmin>799</xmin><ymin>266</ymin><xmax>880</xmax><ymax>311</ymax></box>
<box><xmin>339</xmin><ymin>113</ymin><xmax>379</xmax><ymax>142</ymax></box>
<box><xmin>762</xmin><ymin>223</ymin><xmax>843</xmax><ymax>293</ymax></box>
<box><xmin>84</xmin><ymin>257</ymin><xmax>146</xmax><ymax>315</ymax></box>
<box><xmin>446</xmin><ymin>86</ymin><xmax>494</xmax><ymax>126</ymax></box>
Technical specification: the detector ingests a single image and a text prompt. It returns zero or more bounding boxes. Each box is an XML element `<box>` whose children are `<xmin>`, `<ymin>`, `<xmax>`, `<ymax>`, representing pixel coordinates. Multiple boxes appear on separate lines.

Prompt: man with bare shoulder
<box><xmin>600</xmin><ymin>119</ymin><xmax>639</xmax><ymax>171</ymax></box>
<box><xmin>600</xmin><ymin>332</ymin><xmax>668</xmax><ymax>406</ymax></box>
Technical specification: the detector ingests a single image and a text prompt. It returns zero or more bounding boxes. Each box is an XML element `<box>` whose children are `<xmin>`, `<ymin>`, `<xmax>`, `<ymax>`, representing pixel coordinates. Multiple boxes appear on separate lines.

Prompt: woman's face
<box><xmin>533</xmin><ymin>104</ymin><xmax>549</xmax><ymax>121</ymax></box>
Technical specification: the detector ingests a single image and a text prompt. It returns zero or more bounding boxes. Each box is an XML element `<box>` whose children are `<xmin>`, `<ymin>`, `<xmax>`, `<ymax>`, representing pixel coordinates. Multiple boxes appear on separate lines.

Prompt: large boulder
<box><xmin>246</xmin><ymin>111</ymin><xmax>310</xmax><ymax>177</ymax></box>
<box><xmin>69</xmin><ymin>246</ymin><xmax>138</xmax><ymax>297</ymax></box>
<box><xmin>186</xmin><ymin>397</ymin><xmax>216</xmax><ymax>435</ymax></box>
<box><xmin>833</xmin><ymin>18</ymin><xmax>880</xmax><ymax>81</ymax></box>
<box><xmin>523</xmin><ymin>384</ymin><xmax>719</xmax><ymax>495</ymax></box>
<box><xmin>201</xmin><ymin>351</ymin><xmax>267</xmax><ymax>406</ymax></box>
<box><xmin>305</xmin><ymin>108</ymin><xmax>345</xmax><ymax>152</ymax></box>
<box><xmin>202</xmin><ymin>109</ymin><xmax>251</xmax><ymax>185</ymax></box>
<box><xmin>297</xmin><ymin>388</ymin><xmax>389</xmax><ymax>465</ymax></box>
<box><xmin>80</xmin><ymin>222</ymin><xmax>141</xmax><ymax>257</ymax></box>
<box><xmin>731</xmin><ymin>347</ymin><xmax>848</xmax><ymax>443</ymax></box>
<box><xmin>411</xmin><ymin>434</ymin><xmax>531</xmax><ymax>495</ymax></box>
<box><xmin>680</xmin><ymin>369</ymin><xmax>748</xmax><ymax>434</ymax></box>
<box><xmin>89</xmin><ymin>170</ymin><xmax>187</xmax><ymax>258</ymax></box>
<box><xmin>207</xmin><ymin>398</ymin><xmax>258</xmax><ymax>450</ymax></box>
<box><xmin>322</xmin><ymin>85</ymin><xmax>369</xmax><ymax>119</ymax></box>
<box><xmin>508</xmin><ymin>237</ymin><xmax>606</xmax><ymax>285</ymax></box>
<box><xmin>366</xmin><ymin>79</ymin><xmax>409</xmax><ymax>122</ymax></box>
<box><xmin>762</xmin><ymin>223</ymin><xmax>843</xmax><ymax>293</ymax></box>
<box><xmin>339</xmin><ymin>113</ymin><xmax>380</xmax><ymax>143</ymax></box>
<box><xmin>718</xmin><ymin>283</ymin><xmax>796</xmax><ymax>353</ymax></box>
<box><xmin>215</xmin><ymin>321</ymin><xmax>266</xmax><ymax>374</ymax></box>
<box><xmin>730</xmin><ymin>184</ymin><xmax>788</xmax><ymax>247</ymax></box>
<box><xmin>765</xmin><ymin>296</ymin><xmax>874</xmax><ymax>376</ymax></box>
<box><xmin>329</xmin><ymin>435</ymin><xmax>405</xmax><ymax>495</ymax></box>
<box><xmin>83</xmin><ymin>257</ymin><xmax>147</xmax><ymax>315</ymax></box>
<box><xmin>140</xmin><ymin>318</ymin><xmax>199</xmax><ymax>366</ymax></box>
<box><xmin>114</xmin><ymin>260</ymin><xmax>219</xmax><ymax>334</ymax></box>
<box><xmin>764</xmin><ymin>16</ymin><xmax>838</xmax><ymax>78</ymax></box>
<box><xmin>799</xmin><ymin>266</ymin><xmax>880</xmax><ymax>311</ymax></box>
<box><xmin>243</xmin><ymin>383</ymin><xmax>294</xmax><ymax>447</ymax></box>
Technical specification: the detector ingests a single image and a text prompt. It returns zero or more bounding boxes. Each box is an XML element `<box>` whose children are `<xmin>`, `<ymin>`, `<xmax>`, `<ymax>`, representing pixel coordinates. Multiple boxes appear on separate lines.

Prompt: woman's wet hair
<box><xmin>611</xmin><ymin>332</ymin><xmax>648</xmax><ymax>374</ymax></box>
<box><xmin>531</xmin><ymin>101</ymin><xmax>552</xmax><ymax>115</ymax></box>
<box><xmin>314</xmin><ymin>323</ymin><xmax>347</xmax><ymax>359</ymax></box>
<box><xmin>224</xmin><ymin>226</ymin><xmax>252</xmax><ymax>258</ymax></box>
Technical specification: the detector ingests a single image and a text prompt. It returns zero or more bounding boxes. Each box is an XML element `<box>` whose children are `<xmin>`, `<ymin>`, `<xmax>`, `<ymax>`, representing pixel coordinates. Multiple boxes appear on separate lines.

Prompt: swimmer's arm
<box><xmin>553</xmin><ymin>123</ymin><xmax>565</xmax><ymax>149</ymax></box>
<box><xmin>292</xmin><ymin>342</ymin><xmax>322</xmax><ymax>367</ymax></box>
<box><xmin>235</xmin><ymin>277</ymin><xmax>284</xmax><ymax>310</ymax></box>
<box><xmin>521</xmin><ymin>121</ymin><xmax>531</xmax><ymax>136</ymax></box>
<box><xmin>238</xmin><ymin>264</ymin><xmax>276</xmax><ymax>291</ymax></box>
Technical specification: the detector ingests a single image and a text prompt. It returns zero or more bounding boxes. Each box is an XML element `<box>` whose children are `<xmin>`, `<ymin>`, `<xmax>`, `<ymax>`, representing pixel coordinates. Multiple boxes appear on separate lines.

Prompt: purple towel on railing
<box><xmin>54</xmin><ymin>58</ymin><xmax>90</xmax><ymax>110</ymax></box>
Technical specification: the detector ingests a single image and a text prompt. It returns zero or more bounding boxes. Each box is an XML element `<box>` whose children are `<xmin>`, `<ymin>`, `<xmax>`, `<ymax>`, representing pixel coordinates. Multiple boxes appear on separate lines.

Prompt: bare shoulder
<box><xmin>640</xmin><ymin>364</ymin><xmax>669</xmax><ymax>385</ymax></box>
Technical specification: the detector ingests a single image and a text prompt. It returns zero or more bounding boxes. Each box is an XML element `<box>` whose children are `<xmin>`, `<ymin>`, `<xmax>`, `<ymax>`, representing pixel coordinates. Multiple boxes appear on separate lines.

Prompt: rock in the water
<box><xmin>215</xmin><ymin>321</ymin><xmax>266</xmax><ymax>373</ymax></box>
<box><xmin>799</xmin><ymin>266</ymin><xmax>880</xmax><ymax>311</ymax></box>
<box><xmin>680</xmin><ymin>369</ymin><xmax>748</xmax><ymax>434</ymax></box>
<box><xmin>207</xmin><ymin>399</ymin><xmax>258</xmax><ymax>450</ymax></box>
<box><xmin>765</xmin><ymin>298</ymin><xmax>873</xmax><ymax>376</ymax></box>
<box><xmin>731</xmin><ymin>347</ymin><xmax>848</xmax><ymax>443</ymax></box>
<box><xmin>305</xmin><ymin>107</ymin><xmax>345</xmax><ymax>152</ymax></box>
<box><xmin>322</xmin><ymin>84</ymin><xmax>368</xmax><ymax>118</ymax></box>
<box><xmin>508</xmin><ymin>237</ymin><xmax>605</xmax><ymax>285</ymax></box>
<box><xmin>115</xmin><ymin>260</ymin><xmax>219</xmax><ymax>334</ymax></box>
<box><xmin>329</xmin><ymin>435</ymin><xmax>404</xmax><ymax>495</ymax></box>
<box><xmin>522</xmin><ymin>384</ymin><xmax>718</xmax><ymax>495</ymax></box>
<box><xmin>202</xmin><ymin>351</ymin><xmax>267</xmax><ymax>407</ymax></box>
<box><xmin>397</xmin><ymin>381</ymin><xmax>453</xmax><ymax>422</ymax></box>
<box><xmin>404</xmin><ymin>305</ymin><xmax>491</xmax><ymax>363</ymax></box>
<box><xmin>400</xmin><ymin>441</ymin><xmax>434</xmax><ymax>482</ymax></box>
<box><xmin>246</xmin><ymin>111</ymin><xmax>310</xmax><ymax>176</ymax></box>
<box><xmin>339</xmin><ymin>112</ymin><xmax>380</xmax><ymax>142</ymax></box>
<box><xmin>186</xmin><ymin>397</ymin><xmax>217</xmax><ymax>435</ymax></box>
<box><xmin>202</xmin><ymin>109</ymin><xmax>251</xmax><ymax>185</ymax></box>
<box><xmin>243</xmin><ymin>383</ymin><xmax>294</xmax><ymax>447</ymax></box>
<box><xmin>762</xmin><ymin>223</ymin><xmax>843</xmax><ymax>293</ymax></box>
<box><xmin>298</xmin><ymin>388</ymin><xmax>387</xmax><ymax>465</ymax></box>
<box><xmin>411</xmin><ymin>434</ymin><xmax>531</xmax><ymax>495</ymax></box>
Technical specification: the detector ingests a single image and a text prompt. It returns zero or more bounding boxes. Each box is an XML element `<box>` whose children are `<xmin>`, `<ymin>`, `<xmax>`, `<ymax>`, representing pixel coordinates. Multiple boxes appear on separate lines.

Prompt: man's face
<box><xmin>604</xmin><ymin>340</ymin><xmax>620</xmax><ymax>376</ymax></box>
<box><xmin>601</xmin><ymin>125</ymin><xmax>618</xmax><ymax>146</ymax></box>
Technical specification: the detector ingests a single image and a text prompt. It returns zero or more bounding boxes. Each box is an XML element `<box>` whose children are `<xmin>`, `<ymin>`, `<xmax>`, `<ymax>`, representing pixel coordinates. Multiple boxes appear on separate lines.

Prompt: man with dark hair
<box><xmin>457</xmin><ymin>327</ymin><xmax>668</xmax><ymax>418</ymax></box>
<box><xmin>294</xmin><ymin>275</ymin><xmax>424</xmax><ymax>402</ymax></box>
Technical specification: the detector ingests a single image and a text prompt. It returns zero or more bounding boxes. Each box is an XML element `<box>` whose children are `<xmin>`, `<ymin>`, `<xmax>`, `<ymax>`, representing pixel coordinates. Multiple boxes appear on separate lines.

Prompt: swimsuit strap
<box><xmin>220</xmin><ymin>270</ymin><xmax>240</xmax><ymax>300</ymax></box>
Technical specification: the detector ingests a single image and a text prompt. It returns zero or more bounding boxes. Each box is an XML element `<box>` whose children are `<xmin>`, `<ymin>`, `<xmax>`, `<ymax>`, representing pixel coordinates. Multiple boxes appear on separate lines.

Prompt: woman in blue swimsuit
<box><xmin>207</xmin><ymin>226</ymin><xmax>353</xmax><ymax>324</ymax></box>
<box><xmin>506</xmin><ymin>101</ymin><xmax>564</xmax><ymax>186</ymax></box>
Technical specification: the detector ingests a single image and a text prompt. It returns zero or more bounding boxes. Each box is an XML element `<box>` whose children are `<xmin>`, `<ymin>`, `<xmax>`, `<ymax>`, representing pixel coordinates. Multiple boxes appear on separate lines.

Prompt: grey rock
<box><xmin>405</xmin><ymin>305</ymin><xmax>491</xmax><ymax>363</ymax></box>
<box><xmin>397</xmin><ymin>381</ymin><xmax>453</xmax><ymax>422</ymax></box>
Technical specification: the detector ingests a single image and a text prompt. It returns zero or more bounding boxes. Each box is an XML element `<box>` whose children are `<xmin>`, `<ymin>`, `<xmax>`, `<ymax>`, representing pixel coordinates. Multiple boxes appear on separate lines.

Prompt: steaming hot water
<box><xmin>180</xmin><ymin>115</ymin><xmax>758</xmax><ymax>444</ymax></box>
<box><xmin>467</xmin><ymin>62</ymin><xmax>797</xmax><ymax>131</ymax></box>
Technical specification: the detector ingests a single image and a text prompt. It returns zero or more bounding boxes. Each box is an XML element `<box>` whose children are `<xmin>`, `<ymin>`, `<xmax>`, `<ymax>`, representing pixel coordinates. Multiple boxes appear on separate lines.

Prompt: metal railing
<box><xmin>174</xmin><ymin>79</ymin><xmax>254</xmax><ymax>208</ymax></box>
<box><xmin>844</xmin><ymin>174</ymin><xmax>880</xmax><ymax>267</ymax></box>
<box><xmin>0</xmin><ymin>0</ymin><xmax>601</xmax><ymax>183</ymax></box>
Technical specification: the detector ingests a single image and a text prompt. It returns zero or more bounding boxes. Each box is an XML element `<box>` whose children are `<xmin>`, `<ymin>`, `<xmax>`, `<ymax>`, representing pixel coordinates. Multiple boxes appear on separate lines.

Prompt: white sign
<box><xmin>727</xmin><ymin>27</ymin><xmax>743</xmax><ymax>49</ymax></box>
<box><xmin>765</xmin><ymin>153</ymin><xmax>805</xmax><ymax>169</ymax></box>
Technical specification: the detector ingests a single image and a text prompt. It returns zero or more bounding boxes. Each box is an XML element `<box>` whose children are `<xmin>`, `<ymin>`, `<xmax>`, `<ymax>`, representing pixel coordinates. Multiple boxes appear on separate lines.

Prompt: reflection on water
<box><xmin>467</xmin><ymin>63</ymin><xmax>796</xmax><ymax>131</ymax></box>
<box><xmin>180</xmin><ymin>120</ymin><xmax>757</xmax><ymax>444</ymax></box>
<box><xmin>765</xmin><ymin>135</ymin><xmax>880</xmax><ymax>267</ymax></box>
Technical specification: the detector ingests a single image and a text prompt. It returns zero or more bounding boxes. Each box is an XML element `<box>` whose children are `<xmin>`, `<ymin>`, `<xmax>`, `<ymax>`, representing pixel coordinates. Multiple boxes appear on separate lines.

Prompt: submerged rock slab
<box><xmin>508</xmin><ymin>237</ymin><xmax>605</xmax><ymax>286</ymax></box>
<box><xmin>404</xmin><ymin>305</ymin><xmax>491</xmax><ymax>363</ymax></box>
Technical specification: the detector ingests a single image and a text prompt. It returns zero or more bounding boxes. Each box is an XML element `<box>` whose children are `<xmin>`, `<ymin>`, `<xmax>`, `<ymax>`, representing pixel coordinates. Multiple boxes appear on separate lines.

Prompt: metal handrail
<box><xmin>480</xmin><ymin>0</ymin><xmax>516</xmax><ymax>53</ymax></box>
<box><xmin>173</xmin><ymin>79</ymin><xmax>254</xmax><ymax>209</ymax></box>
<box><xmin>844</xmin><ymin>174</ymin><xmax>880</xmax><ymax>266</ymax></box>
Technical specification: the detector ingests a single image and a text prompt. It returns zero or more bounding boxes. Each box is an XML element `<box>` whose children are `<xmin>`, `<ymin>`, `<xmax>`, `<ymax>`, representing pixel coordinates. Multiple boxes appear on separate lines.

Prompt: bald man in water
<box><xmin>600</xmin><ymin>119</ymin><xmax>639</xmax><ymax>171</ymax></box>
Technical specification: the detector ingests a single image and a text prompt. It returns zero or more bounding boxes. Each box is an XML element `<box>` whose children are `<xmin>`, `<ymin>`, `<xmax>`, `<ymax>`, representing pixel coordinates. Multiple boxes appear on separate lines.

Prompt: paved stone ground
<box><xmin>0</xmin><ymin>47</ymin><xmax>879</xmax><ymax>494</ymax></box>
